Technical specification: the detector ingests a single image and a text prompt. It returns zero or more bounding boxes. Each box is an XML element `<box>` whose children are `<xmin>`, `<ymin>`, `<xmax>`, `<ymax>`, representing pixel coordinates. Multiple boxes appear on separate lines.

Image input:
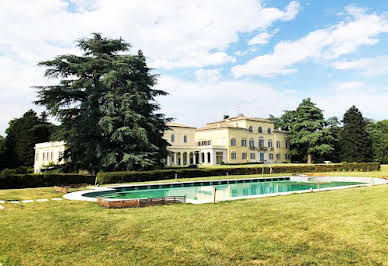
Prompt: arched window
<box><xmin>248</xmin><ymin>126</ymin><xmax>253</xmax><ymax>132</ymax></box>
<box><xmin>267</xmin><ymin>128</ymin><xmax>272</xmax><ymax>134</ymax></box>
<box><xmin>258</xmin><ymin>127</ymin><xmax>263</xmax><ymax>133</ymax></box>
<box><xmin>268</xmin><ymin>139</ymin><xmax>273</xmax><ymax>148</ymax></box>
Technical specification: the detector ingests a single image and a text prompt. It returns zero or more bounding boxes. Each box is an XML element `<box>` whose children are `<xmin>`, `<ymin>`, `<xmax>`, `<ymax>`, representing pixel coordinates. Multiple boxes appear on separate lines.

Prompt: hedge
<box><xmin>0</xmin><ymin>173</ymin><xmax>96</xmax><ymax>189</ymax></box>
<box><xmin>97</xmin><ymin>162</ymin><xmax>380</xmax><ymax>185</ymax></box>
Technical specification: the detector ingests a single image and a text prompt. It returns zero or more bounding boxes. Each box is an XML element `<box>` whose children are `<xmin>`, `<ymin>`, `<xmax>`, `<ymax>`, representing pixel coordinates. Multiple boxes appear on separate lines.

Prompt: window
<box><xmin>250</xmin><ymin>153</ymin><xmax>255</xmax><ymax>159</ymax></box>
<box><xmin>170</xmin><ymin>134</ymin><xmax>175</xmax><ymax>142</ymax></box>
<box><xmin>276</xmin><ymin>153</ymin><xmax>281</xmax><ymax>160</ymax></box>
<box><xmin>248</xmin><ymin>126</ymin><xmax>253</xmax><ymax>132</ymax></box>
<box><xmin>268</xmin><ymin>140</ymin><xmax>273</xmax><ymax>148</ymax></box>
<box><xmin>183</xmin><ymin>135</ymin><xmax>187</xmax><ymax>143</ymax></box>
<box><xmin>259</xmin><ymin>138</ymin><xmax>264</xmax><ymax>147</ymax></box>
<box><xmin>242</xmin><ymin>153</ymin><xmax>247</xmax><ymax>159</ymax></box>
<box><xmin>241</xmin><ymin>139</ymin><xmax>247</xmax><ymax>147</ymax></box>
<box><xmin>269</xmin><ymin>153</ymin><xmax>274</xmax><ymax>160</ymax></box>
<box><xmin>231</xmin><ymin>138</ymin><xmax>236</xmax><ymax>146</ymax></box>
<box><xmin>268</xmin><ymin>128</ymin><xmax>272</xmax><ymax>134</ymax></box>
<box><xmin>35</xmin><ymin>153</ymin><xmax>39</xmax><ymax>161</ymax></box>
<box><xmin>197</xmin><ymin>141</ymin><xmax>201</xmax><ymax>146</ymax></box>
<box><xmin>285</xmin><ymin>154</ymin><xmax>289</xmax><ymax>160</ymax></box>
<box><xmin>276</xmin><ymin>141</ymin><xmax>281</xmax><ymax>148</ymax></box>
<box><xmin>231</xmin><ymin>152</ymin><xmax>237</xmax><ymax>159</ymax></box>
<box><xmin>286</xmin><ymin>142</ymin><xmax>289</xmax><ymax>149</ymax></box>
<box><xmin>249</xmin><ymin>139</ymin><xmax>255</xmax><ymax>149</ymax></box>
<box><xmin>258</xmin><ymin>127</ymin><xmax>263</xmax><ymax>133</ymax></box>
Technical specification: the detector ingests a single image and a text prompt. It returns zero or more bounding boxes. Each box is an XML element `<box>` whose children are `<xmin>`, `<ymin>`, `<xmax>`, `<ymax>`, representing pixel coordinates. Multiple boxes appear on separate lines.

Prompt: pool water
<box><xmin>86</xmin><ymin>179</ymin><xmax>364</xmax><ymax>202</ymax></box>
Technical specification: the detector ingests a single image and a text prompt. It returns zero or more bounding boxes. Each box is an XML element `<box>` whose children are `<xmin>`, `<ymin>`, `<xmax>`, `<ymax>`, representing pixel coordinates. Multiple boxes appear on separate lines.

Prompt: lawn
<box><xmin>0</xmin><ymin>186</ymin><xmax>86</xmax><ymax>201</ymax></box>
<box><xmin>1</xmin><ymin>184</ymin><xmax>387</xmax><ymax>265</ymax></box>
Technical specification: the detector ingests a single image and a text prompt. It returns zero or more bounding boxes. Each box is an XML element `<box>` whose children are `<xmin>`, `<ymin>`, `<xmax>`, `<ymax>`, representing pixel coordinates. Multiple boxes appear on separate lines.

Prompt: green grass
<box><xmin>0</xmin><ymin>185</ymin><xmax>387</xmax><ymax>265</ymax></box>
<box><xmin>307</xmin><ymin>164</ymin><xmax>388</xmax><ymax>179</ymax></box>
<box><xmin>0</xmin><ymin>186</ymin><xmax>88</xmax><ymax>201</ymax></box>
<box><xmin>1</xmin><ymin>166</ymin><xmax>387</xmax><ymax>265</ymax></box>
<box><xmin>0</xmin><ymin>187</ymin><xmax>64</xmax><ymax>201</ymax></box>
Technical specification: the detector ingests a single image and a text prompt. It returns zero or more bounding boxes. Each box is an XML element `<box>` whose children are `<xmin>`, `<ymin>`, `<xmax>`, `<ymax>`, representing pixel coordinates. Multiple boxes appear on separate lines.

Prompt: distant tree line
<box><xmin>0</xmin><ymin>110</ymin><xmax>57</xmax><ymax>170</ymax></box>
<box><xmin>270</xmin><ymin>98</ymin><xmax>387</xmax><ymax>164</ymax></box>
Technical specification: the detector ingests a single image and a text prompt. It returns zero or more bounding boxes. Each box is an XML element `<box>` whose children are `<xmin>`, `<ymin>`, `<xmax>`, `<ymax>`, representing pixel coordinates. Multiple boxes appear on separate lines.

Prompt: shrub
<box><xmin>0</xmin><ymin>173</ymin><xmax>95</xmax><ymax>189</ymax></box>
<box><xmin>97</xmin><ymin>162</ymin><xmax>380</xmax><ymax>185</ymax></box>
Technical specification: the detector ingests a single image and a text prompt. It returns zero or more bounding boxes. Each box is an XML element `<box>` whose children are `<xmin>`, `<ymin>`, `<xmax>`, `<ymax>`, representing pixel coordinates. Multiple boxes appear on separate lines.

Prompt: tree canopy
<box><xmin>367</xmin><ymin>120</ymin><xmax>388</xmax><ymax>163</ymax></box>
<box><xmin>35</xmin><ymin>33</ymin><xmax>170</xmax><ymax>173</ymax></box>
<box><xmin>0</xmin><ymin>110</ymin><xmax>56</xmax><ymax>169</ymax></box>
<box><xmin>282</xmin><ymin>98</ymin><xmax>336</xmax><ymax>163</ymax></box>
<box><xmin>339</xmin><ymin>106</ymin><xmax>373</xmax><ymax>162</ymax></box>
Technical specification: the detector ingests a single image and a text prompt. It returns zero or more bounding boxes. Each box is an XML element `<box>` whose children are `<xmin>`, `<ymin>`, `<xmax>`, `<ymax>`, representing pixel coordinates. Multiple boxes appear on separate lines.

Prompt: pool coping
<box><xmin>63</xmin><ymin>176</ymin><xmax>388</xmax><ymax>203</ymax></box>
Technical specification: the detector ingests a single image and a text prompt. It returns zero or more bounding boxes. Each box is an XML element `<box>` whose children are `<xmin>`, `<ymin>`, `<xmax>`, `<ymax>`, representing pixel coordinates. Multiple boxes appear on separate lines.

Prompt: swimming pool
<box><xmin>81</xmin><ymin>177</ymin><xmax>365</xmax><ymax>203</ymax></box>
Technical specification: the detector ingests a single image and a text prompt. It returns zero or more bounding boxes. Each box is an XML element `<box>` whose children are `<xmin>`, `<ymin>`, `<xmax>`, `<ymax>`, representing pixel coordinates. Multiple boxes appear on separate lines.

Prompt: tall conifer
<box><xmin>340</xmin><ymin>106</ymin><xmax>373</xmax><ymax>162</ymax></box>
<box><xmin>35</xmin><ymin>34</ymin><xmax>170</xmax><ymax>173</ymax></box>
<box><xmin>288</xmin><ymin>98</ymin><xmax>335</xmax><ymax>163</ymax></box>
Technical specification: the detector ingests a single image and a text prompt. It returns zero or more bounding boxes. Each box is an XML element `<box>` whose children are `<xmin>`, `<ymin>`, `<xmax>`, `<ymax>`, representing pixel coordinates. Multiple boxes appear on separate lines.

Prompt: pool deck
<box><xmin>63</xmin><ymin>176</ymin><xmax>388</xmax><ymax>204</ymax></box>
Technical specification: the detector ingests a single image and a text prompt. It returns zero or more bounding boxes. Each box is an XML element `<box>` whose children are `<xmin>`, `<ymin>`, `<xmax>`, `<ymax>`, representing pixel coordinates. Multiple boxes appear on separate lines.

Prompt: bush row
<box><xmin>97</xmin><ymin>162</ymin><xmax>380</xmax><ymax>185</ymax></box>
<box><xmin>0</xmin><ymin>173</ymin><xmax>95</xmax><ymax>189</ymax></box>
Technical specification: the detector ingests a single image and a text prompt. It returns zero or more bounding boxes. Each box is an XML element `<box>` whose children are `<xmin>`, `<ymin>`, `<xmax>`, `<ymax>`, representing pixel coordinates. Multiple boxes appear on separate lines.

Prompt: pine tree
<box><xmin>340</xmin><ymin>106</ymin><xmax>373</xmax><ymax>162</ymax></box>
<box><xmin>35</xmin><ymin>33</ymin><xmax>170</xmax><ymax>173</ymax></box>
<box><xmin>288</xmin><ymin>98</ymin><xmax>335</xmax><ymax>163</ymax></box>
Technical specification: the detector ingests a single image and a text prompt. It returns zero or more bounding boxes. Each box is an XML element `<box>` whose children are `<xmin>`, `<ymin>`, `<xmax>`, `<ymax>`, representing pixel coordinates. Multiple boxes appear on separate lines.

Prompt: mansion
<box><xmin>34</xmin><ymin>115</ymin><xmax>291</xmax><ymax>172</ymax></box>
<box><xmin>164</xmin><ymin>115</ymin><xmax>290</xmax><ymax>166</ymax></box>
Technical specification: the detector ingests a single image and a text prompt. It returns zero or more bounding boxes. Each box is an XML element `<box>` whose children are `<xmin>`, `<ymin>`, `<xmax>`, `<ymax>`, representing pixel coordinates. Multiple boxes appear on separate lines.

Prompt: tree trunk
<box><xmin>307</xmin><ymin>153</ymin><xmax>312</xmax><ymax>164</ymax></box>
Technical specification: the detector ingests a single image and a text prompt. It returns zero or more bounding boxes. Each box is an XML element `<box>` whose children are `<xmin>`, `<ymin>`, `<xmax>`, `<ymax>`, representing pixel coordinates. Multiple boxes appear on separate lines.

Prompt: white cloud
<box><xmin>195</xmin><ymin>69</ymin><xmax>221</xmax><ymax>82</ymax></box>
<box><xmin>232</xmin><ymin>6</ymin><xmax>388</xmax><ymax>77</ymax></box>
<box><xmin>0</xmin><ymin>0</ymin><xmax>301</xmax><ymax>134</ymax></box>
<box><xmin>333</xmin><ymin>55</ymin><xmax>388</xmax><ymax>76</ymax></box>
<box><xmin>0</xmin><ymin>0</ymin><xmax>300</xmax><ymax>69</ymax></box>
<box><xmin>248</xmin><ymin>29</ymin><xmax>279</xmax><ymax>45</ymax></box>
<box><xmin>317</xmin><ymin>90</ymin><xmax>388</xmax><ymax>121</ymax></box>
<box><xmin>158</xmin><ymin>75</ymin><xmax>388</xmax><ymax>127</ymax></box>
<box><xmin>334</xmin><ymin>81</ymin><xmax>364</xmax><ymax>90</ymax></box>
<box><xmin>156</xmin><ymin>75</ymin><xmax>300</xmax><ymax>127</ymax></box>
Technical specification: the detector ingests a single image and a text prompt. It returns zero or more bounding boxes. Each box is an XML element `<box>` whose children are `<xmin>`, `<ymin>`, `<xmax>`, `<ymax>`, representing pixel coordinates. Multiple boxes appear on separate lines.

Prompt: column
<box><xmin>180</xmin><ymin>153</ymin><xmax>184</xmax><ymax>166</ymax></box>
<box><xmin>193</xmin><ymin>153</ymin><xmax>196</xmax><ymax>165</ymax></box>
<box><xmin>166</xmin><ymin>154</ymin><xmax>170</xmax><ymax>166</ymax></box>
<box><xmin>209</xmin><ymin>151</ymin><xmax>214</xmax><ymax>165</ymax></box>
<box><xmin>173</xmin><ymin>153</ymin><xmax>177</xmax><ymax>166</ymax></box>
<box><xmin>186</xmin><ymin>152</ymin><xmax>190</xmax><ymax>166</ymax></box>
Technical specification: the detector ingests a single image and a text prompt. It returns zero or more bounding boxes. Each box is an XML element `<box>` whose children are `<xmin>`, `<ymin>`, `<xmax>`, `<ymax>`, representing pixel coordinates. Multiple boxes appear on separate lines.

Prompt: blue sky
<box><xmin>1</xmin><ymin>0</ymin><xmax>388</xmax><ymax>135</ymax></box>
